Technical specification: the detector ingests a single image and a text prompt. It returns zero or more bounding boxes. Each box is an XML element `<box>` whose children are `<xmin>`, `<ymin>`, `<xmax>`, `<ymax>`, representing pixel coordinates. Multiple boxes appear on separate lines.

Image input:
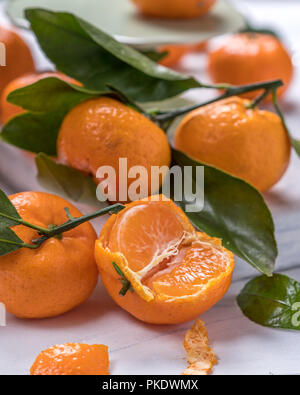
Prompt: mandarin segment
<box><xmin>208</xmin><ymin>33</ymin><xmax>293</xmax><ymax>100</ymax></box>
<box><xmin>95</xmin><ymin>196</ymin><xmax>234</xmax><ymax>324</ymax></box>
<box><xmin>30</xmin><ymin>343</ymin><xmax>109</xmax><ymax>375</ymax></box>
<box><xmin>174</xmin><ymin>96</ymin><xmax>291</xmax><ymax>192</ymax></box>
<box><xmin>57</xmin><ymin>97</ymin><xmax>171</xmax><ymax>203</ymax></box>
<box><xmin>0</xmin><ymin>192</ymin><xmax>98</xmax><ymax>319</ymax></box>
<box><xmin>131</xmin><ymin>0</ymin><xmax>216</xmax><ymax>19</ymax></box>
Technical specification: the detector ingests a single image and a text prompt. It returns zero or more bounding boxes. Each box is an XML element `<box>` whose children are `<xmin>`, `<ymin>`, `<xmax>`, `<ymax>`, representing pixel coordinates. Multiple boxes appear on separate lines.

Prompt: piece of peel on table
<box><xmin>182</xmin><ymin>319</ymin><xmax>217</xmax><ymax>375</ymax></box>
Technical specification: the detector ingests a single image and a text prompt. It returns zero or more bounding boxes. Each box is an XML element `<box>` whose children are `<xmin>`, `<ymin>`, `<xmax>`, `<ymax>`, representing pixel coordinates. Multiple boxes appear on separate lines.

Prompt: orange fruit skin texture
<box><xmin>0</xmin><ymin>27</ymin><xmax>35</xmax><ymax>97</ymax></box>
<box><xmin>0</xmin><ymin>72</ymin><xmax>79</xmax><ymax>125</ymax></box>
<box><xmin>131</xmin><ymin>0</ymin><xmax>216</xmax><ymax>19</ymax></box>
<box><xmin>159</xmin><ymin>45</ymin><xmax>189</xmax><ymax>67</ymax></box>
<box><xmin>158</xmin><ymin>42</ymin><xmax>208</xmax><ymax>68</ymax></box>
<box><xmin>95</xmin><ymin>197</ymin><xmax>234</xmax><ymax>325</ymax></box>
<box><xmin>57</xmin><ymin>97</ymin><xmax>171</xmax><ymax>203</ymax></box>
<box><xmin>208</xmin><ymin>33</ymin><xmax>294</xmax><ymax>100</ymax></box>
<box><xmin>0</xmin><ymin>192</ymin><xmax>98</xmax><ymax>319</ymax></box>
<box><xmin>174</xmin><ymin>97</ymin><xmax>291</xmax><ymax>192</ymax></box>
<box><xmin>30</xmin><ymin>343</ymin><xmax>109</xmax><ymax>375</ymax></box>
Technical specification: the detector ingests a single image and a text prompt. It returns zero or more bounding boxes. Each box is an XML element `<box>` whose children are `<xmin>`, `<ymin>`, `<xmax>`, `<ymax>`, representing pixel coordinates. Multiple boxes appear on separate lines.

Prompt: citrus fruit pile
<box><xmin>0</xmin><ymin>1</ymin><xmax>296</xmax><ymax>376</ymax></box>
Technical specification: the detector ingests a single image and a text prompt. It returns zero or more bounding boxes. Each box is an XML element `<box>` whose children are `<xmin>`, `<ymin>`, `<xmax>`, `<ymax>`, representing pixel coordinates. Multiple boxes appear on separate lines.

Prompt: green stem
<box><xmin>26</xmin><ymin>203</ymin><xmax>125</xmax><ymax>250</ymax></box>
<box><xmin>45</xmin><ymin>204</ymin><xmax>124</xmax><ymax>239</ymax></box>
<box><xmin>247</xmin><ymin>88</ymin><xmax>271</xmax><ymax>109</ymax></box>
<box><xmin>0</xmin><ymin>212</ymin><xmax>50</xmax><ymax>234</ymax></box>
<box><xmin>154</xmin><ymin>79</ymin><xmax>284</xmax><ymax>123</ymax></box>
<box><xmin>0</xmin><ymin>238</ymin><xmax>39</xmax><ymax>250</ymax></box>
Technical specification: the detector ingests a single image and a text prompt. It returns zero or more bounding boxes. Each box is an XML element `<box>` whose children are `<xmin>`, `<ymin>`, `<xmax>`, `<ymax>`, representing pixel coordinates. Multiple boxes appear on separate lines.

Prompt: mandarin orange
<box><xmin>0</xmin><ymin>26</ymin><xmax>35</xmax><ymax>96</ymax></box>
<box><xmin>158</xmin><ymin>45</ymin><xmax>190</xmax><ymax>67</ymax></box>
<box><xmin>174</xmin><ymin>97</ymin><xmax>291</xmax><ymax>191</ymax></box>
<box><xmin>0</xmin><ymin>191</ymin><xmax>98</xmax><ymax>319</ymax></box>
<box><xmin>131</xmin><ymin>0</ymin><xmax>216</xmax><ymax>19</ymax></box>
<box><xmin>95</xmin><ymin>196</ymin><xmax>234</xmax><ymax>324</ymax></box>
<box><xmin>57</xmin><ymin>97</ymin><xmax>171</xmax><ymax>203</ymax></box>
<box><xmin>208</xmin><ymin>33</ymin><xmax>293</xmax><ymax>100</ymax></box>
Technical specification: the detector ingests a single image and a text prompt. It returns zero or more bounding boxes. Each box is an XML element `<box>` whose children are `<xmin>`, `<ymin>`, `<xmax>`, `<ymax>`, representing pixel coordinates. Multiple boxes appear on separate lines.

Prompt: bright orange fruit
<box><xmin>30</xmin><ymin>343</ymin><xmax>109</xmax><ymax>375</ymax></box>
<box><xmin>158</xmin><ymin>45</ymin><xmax>190</xmax><ymax>67</ymax></box>
<box><xmin>208</xmin><ymin>33</ymin><xmax>293</xmax><ymax>100</ymax></box>
<box><xmin>57</xmin><ymin>97</ymin><xmax>171</xmax><ymax>203</ymax></box>
<box><xmin>0</xmin><ymin>191</ymin><xmax>98</xmax><ymax>319</ymax></box>
<box><xmin>95</xmin><ymin>196</ymin><xmax>234</xmax><ymax>324</ymax></box>
<box><xmin>174</xmin><ymin>97</ymin><xmax>291</xmax><ymax>191</ymax></box>
<box><xmin>131</xmin><ymin>0</ymin><xmax>216</xmax><ymax>19</ymax></box>
<box><xmin>0</xmin><ymin>26</ymin><xmax>35</xmax><ymax>96</ymax></box>
<box><xmin>0</xmin><ymin>71</ymin><xmax>79</xmax><ymax>124</ymax></box>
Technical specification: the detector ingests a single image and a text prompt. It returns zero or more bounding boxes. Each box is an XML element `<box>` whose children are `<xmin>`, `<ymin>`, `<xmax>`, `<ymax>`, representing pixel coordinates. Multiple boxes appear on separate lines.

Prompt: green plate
<box><xmin>6</xmin><ymin>0</ymin><xmax>245</xmax><ymax>48</ymax></box>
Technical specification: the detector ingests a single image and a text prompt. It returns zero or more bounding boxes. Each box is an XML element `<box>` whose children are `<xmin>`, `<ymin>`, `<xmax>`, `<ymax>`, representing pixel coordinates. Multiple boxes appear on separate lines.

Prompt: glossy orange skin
<box><xmin>131</xmin><ymin>0</ymin><xmax>216</xmax><ymax>19</ymax></box>
<box><xmin>57</xmin><ymin>97</ymin><xmax>171</xmax><ymax>203</ymax></box>
<box><xmin>95</xmin><ymin>198</ymin><xmax>234</xmax><ymax>325</ymax></box>
<box><xmin>30</xmin><ymin>343</ymin><xmax>109</xmax><ymax>375</ymax></box>
<box><xmin>174</xmin><ymin>97</ymin><xmax>291</xmax><ymax>192</ymax></box>
<box><xmin>193</xmin><ymin>41</ymin><xmax>208</xmax><ymax>52</ymax></box>
<box><xmin>0</xmin><ymin>72</ymin><xmax>79</xmax><ymax>124</ymax></box>
<box><xmin>159</xmin><ymin>45</ymin><xmax>189</xmax><ymax>67</ymax></box>
<box><xmin>0</xmin><ymin>192</ymin><xmax>98</xmax><ymax>319</ymax></box>
<box><xmin>0</xmin><ymin>27</ymin><xmax>35</xmax><ymax>96</ymax></box>
<box><xmin>208</xmin><ymin>33</ymin><xmax>293</xmax><ymax>100</ymax></box>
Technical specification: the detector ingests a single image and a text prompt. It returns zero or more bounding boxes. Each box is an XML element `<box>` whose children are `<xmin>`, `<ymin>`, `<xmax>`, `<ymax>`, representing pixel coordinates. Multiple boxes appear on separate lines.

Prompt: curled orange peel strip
<box><xmin>182</xmin><ymin>319</ymin><xmax>217</xmax><ymax>375</ymax></box>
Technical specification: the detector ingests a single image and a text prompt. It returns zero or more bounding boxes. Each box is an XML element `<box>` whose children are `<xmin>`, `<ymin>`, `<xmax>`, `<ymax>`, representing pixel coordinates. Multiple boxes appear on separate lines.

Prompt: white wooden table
<box><xmin>0</xmin><ymin>0</ymin><xmax>299</xmax><ymax>375</ymax></box>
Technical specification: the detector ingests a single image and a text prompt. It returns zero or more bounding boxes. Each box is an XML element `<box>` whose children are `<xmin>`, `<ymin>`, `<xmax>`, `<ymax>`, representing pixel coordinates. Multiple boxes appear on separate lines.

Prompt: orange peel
<box><xmin>182</xmin><ymin>319</ymin><xmax>217</xmax><ymax>375</ymax></box>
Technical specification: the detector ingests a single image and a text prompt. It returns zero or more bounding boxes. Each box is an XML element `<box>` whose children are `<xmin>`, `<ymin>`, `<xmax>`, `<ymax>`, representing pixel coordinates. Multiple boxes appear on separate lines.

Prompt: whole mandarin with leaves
<box><xmin>0</xmin><ymin>191</ymin><xmax>98</xmax><ymax>319</ymax></box>
<box><xmin>131</xmin><ymin>0</ymin><xmax>216</xmax><ymax>19</ymax></box>
<box><xmin>30</xmin><ymin>343</ymin><xmax>109</xmax><ymax>375</ymax></box>
<box><xmin>0</xmin><ymin>26</ymin><xmax>35</xmax><ymax>97</ymax></box>
<box><xmin>0</xmin><ymin>72</ymin><xmax>79</xmax><ymax>124</ymax></box>
<box><xmin>95</xmin><ymin>196</ymin><xmax>234</xmax><ymax>325</ymax></box>
<box><xmin>57</xmin><ymin>97</ymin><xmax>171</xmax><ymax>203</ymax></box>
<box><xmin>174</xmin><ymin>97</ymin><xmax>291</xmax><ymax>192</ymax></box>
<box><xmin>208</xmin><ymin>33</ymin><xmax>293</xmax><ymax>100</ymax></box>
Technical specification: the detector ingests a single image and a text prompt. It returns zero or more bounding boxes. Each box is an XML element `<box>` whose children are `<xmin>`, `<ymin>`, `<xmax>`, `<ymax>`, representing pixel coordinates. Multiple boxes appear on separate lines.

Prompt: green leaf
<box><xmin>237</xmin><ymin>274</ymin><xmax>300</xmax><ymax>330</ymax></box>
<box><xmin>0</xmin><ymin>224</ymin><xmax>24</xmax><ymax>256</ymax></box>
<box><xmin>0</xmin><ymin>189</ymin><xmax>22</xmax><ymax>227</ymax></box>
<box><xmin>25</xmin><ymin>8</ymin><xmax>200</xmax><ymax>102</ymax></box>
<box><xmin>140</xmin><ymin>50</ymin><xmax>168</xmax><ymax>63</ymax></box>
<box><xmin>291</xmin><ymin>138</ymin><xmax>300</xmax><ymax>157</ymax></box>
<box><xmin>1</xmin><ymin>78</ymin><xmax>97</xmax><ymax>155</ymax></box>
<box><xmin>240</xmin><ymin>25</ymin><xmax>279</xmax><ymax>38</ymax></box>
<box><xmin>7</xmin><ymin>77</ymin><xmax>97</xmax><ymax>113</ymax></box>
<box><xmin>35</xmin><ymin>153</ymin><xmax>99</xmax><ymax>205</ymax></box>
<box><xmin>172</xmin><ymin>149</ymin><xmax>277</xmax><ymax>276</ymax></box>
<box><xmin>1</xmin><ymin>112</ymin><xmax>62</xmax><ymax>155</ymax></box>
